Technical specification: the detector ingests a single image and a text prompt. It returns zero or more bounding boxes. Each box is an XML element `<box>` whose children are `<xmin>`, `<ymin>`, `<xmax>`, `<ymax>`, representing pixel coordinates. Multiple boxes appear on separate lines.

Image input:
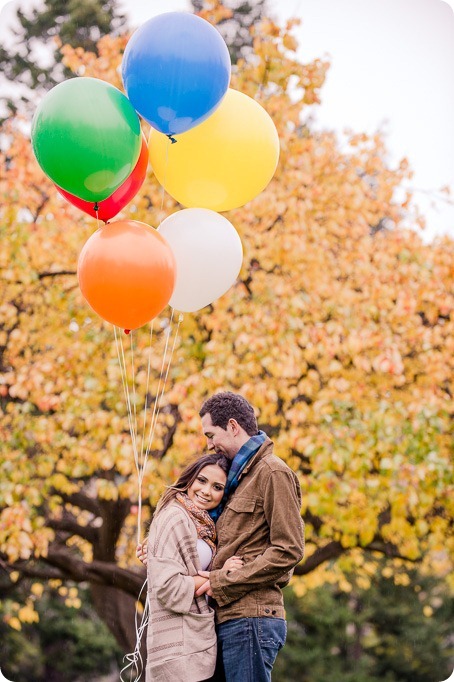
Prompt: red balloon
<box><xmin>55</xmin><ymin>135</ymin><xmax>149</xmax><ymax>222</ymax></box>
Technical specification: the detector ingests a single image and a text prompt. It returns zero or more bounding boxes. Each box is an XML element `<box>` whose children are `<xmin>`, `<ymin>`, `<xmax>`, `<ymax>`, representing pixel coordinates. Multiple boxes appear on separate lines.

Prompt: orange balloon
<box><xmin>77</xmin><ymin>220</ymin><xmax>176</xmax><ymax>330</ymax></box>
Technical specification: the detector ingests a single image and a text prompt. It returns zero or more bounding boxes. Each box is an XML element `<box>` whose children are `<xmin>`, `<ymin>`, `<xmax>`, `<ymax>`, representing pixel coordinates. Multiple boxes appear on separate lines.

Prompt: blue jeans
<box><xmin>212</xmin><ymin>617</ymin><xmax>287</xmax><ymax>682</ymax></box>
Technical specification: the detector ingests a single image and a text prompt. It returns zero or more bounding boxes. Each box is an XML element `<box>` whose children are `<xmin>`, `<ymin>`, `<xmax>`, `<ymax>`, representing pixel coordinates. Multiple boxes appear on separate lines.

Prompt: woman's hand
<box><xmin>136</xmin><ymin>540</ymin><xmax>148</xmax><ymax>566</ymax></box>
<box><xmin>193</xmin><ymin>575</ymin><xmax>210</xmax><ymax>593</ymax></box>
<box><xmin>223</xmin><ymin>556</ymin><xmax>244</xmax><ymax>573</ymax></box>
<box><xmin>196</xmin><ymin>571</ymin><xmax>213</xmax><ymax>597</ymax></box>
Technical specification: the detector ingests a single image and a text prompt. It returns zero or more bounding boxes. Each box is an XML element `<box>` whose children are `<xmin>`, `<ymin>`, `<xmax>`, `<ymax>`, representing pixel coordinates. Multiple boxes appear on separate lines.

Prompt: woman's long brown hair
<box><xmin>154</xmin><ymin>452</ymin><xmax>230</xmax><ymax>515</ymax></box>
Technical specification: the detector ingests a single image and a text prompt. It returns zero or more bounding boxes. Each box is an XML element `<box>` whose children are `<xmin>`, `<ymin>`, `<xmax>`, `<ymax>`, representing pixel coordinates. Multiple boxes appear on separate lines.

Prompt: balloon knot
<box><xmin>124</xmin><ymin>329</ymin><xmax>131</xmax><ymax>335</ymax></box>
<box><xmin>94</xmin><ymin>202</ymin><xmax>99</xmax><ymax>212</ymax></box>
<box><xmin>167</xmin><ymin>134</ymin><xmax>177</xmax><ymax>144</ymax></box>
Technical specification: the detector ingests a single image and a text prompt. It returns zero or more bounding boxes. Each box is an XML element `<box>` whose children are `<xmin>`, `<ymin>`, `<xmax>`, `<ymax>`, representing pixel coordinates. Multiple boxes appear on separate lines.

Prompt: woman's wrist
<box><xmin>193</xmin><ymin>575</ymin><xmax>209</xmax><ymax>592</ymax></box>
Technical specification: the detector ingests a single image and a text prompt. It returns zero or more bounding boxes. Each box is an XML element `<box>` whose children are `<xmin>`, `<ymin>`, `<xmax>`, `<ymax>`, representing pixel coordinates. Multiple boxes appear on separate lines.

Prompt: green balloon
<box><xmin>31</xmin><ymin>77</ymin><xmax>142</xmax><ymax>202</ymax></box>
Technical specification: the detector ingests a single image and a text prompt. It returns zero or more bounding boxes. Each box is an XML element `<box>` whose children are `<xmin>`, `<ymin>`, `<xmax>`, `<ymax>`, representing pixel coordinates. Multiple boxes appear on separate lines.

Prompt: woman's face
<box><xmin>187</xmin><ymin>464</ymin><xmax>227</xmax><ymax>511</ymax></box>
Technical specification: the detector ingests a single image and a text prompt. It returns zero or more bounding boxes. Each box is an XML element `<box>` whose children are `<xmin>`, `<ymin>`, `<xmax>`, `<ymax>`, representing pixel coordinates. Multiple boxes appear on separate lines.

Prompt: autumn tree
<box><xmin>0</xmin><ymin>0</ymin><xmax>126</xmax><ymax>117</ymax></box>
<box><xmin>274</xmin><ymin>563</ymin><xmax>454</xmax><ymax>681</ymax></box>
<box><xmin>1</xmin><ymin>6</ymin><xmax>453</xmax><ymax>657</ymax></box>
<box><xmin>191</xmin><ymin>0</ymin><xmax>269</xmax><ymax>63</ymax></box>
<box><xmin>0</xmin><ymin>581</ymin><xmax>121</xmax><ymax>681</ymax></box>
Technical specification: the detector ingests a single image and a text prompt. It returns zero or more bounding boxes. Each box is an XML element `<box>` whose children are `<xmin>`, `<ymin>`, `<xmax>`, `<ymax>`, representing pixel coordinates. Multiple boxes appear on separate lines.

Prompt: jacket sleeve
<box><xmin>210</xmin><ymin>470</ymin><xmax>305</xmax><ymax>606</ymax></box>
<box><xmin>147</xmin><ymin>508</ymin><xmax>196</xmax><ymax>614</ymax></box>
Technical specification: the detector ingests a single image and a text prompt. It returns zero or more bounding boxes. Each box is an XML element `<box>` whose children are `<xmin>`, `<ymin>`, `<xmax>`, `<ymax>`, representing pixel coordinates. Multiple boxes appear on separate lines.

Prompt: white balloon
<box><xmin>158</xmin><ymin>208</ymin><xmax>243</xmax><ymax>313</ymax></box>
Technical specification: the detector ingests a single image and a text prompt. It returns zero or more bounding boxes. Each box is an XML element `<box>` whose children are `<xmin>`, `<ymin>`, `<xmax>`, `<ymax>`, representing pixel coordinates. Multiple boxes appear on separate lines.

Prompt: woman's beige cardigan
<box><xmin>146</xmin><ymin>502</ymin><xmax>217</xmax><ymax>682</ymax></box>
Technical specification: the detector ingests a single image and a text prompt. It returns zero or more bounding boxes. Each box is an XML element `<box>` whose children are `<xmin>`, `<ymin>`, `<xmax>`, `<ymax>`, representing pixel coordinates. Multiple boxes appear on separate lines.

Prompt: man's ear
<box><xmin>228</xmin><ymin>418</ymin><xmax>241</xmax><ymax>435</ymax></box>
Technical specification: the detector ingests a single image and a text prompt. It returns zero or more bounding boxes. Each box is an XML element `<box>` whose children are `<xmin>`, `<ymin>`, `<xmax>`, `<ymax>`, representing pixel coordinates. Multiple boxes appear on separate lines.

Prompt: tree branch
<box><xmin>8</xmin><ymin>562</ymin><xmax>66</xmax><ymax>582</ymax></box>
<box><xmin>38</xmin><ymin>270</ymin><xmax>76</xmax><ymax>279</ymax></box>
<box><xmin>44</xmin><ymin>547</ymin><xmax>145</xmax><ymax>596</ymax></box>
<box><xmin>58</xmin><ymin>491</ymin><xmax>102</xmax><ymax>516</ymax></box>
<box><xmin>294</xmin><ymin>540</ymin><xmax>345</xmax><ymax>575</ymax></box>
<box><xmin>365</xmin><ymin>539</ymin><xmax>420</xmax><ymax>563</ymax></box>
<box><xmin>47</xmin><ymin>517</ymin><xmax>98</xmax><ymax>545</ymax></box>
<box><xmin>294</xmin><ymin>535</ymin><xmax>421</xmax><ymax>576</ymax></box>
<box><xmin>29</xmin><ymin>184</ymin><xmax>50</xmax><ymax>222</ymax></box>
<box><xmin>5</xmin><ymin>546</ymin><xmax>146</xmax><ymax>598</ymax></box>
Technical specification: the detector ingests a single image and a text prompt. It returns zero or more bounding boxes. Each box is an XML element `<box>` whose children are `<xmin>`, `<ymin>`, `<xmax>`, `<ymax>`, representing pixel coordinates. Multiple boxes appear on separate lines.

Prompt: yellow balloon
<box><xmin>148</xmin><ymin>89</ymin><xmax>280</xmax><ymax>212</ymax></box>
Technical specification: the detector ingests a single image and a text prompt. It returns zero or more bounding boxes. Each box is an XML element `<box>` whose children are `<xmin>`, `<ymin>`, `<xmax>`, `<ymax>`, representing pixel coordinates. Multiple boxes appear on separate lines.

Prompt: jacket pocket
<box><xmin>228</xmin><ymin>497</ymin><xmax>256</xmax><ymax>513</ymax></box>
<box><xmin>223</xmin><ymin>496</ymin><xmax>257</xmax><ymax>534</ymax></box>
<box><xmin>182</xmin><ymin>609</ymin><xmax>216</xmax><ymax>656</ymax></box>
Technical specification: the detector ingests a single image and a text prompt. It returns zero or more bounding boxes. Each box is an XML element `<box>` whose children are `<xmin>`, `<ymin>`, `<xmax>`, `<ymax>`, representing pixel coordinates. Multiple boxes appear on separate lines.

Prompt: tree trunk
<box><xmin>90</xmin><ymin>583</ymin><xmax>147</xmax><ymax>675</ymax></box>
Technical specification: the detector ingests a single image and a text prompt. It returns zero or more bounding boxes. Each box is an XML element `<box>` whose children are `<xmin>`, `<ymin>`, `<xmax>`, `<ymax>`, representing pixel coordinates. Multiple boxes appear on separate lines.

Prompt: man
<box><xmin>196</xmin><ymin>391</ymin><xmax>305</xmax><ymax>682</ymax></box>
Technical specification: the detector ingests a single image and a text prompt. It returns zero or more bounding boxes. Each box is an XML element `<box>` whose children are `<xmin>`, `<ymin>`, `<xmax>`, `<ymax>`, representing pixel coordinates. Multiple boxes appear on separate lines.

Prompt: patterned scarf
<box><xmin>176</xmin><ymin>492</ymin><xmax>217</xmax><ymax>557</ymax></box>
<box><xmin>209</xmin><ymin>430</ymin><xmax>267</xmax><ymax>522</ymax></box>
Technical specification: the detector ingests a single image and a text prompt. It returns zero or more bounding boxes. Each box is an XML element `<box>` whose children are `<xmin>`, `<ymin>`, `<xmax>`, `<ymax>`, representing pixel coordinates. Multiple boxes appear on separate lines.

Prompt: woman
<box><xmin>143</xmin><ymin>453</ymin><xmax>243</xmax><ymax>682</ymax></box>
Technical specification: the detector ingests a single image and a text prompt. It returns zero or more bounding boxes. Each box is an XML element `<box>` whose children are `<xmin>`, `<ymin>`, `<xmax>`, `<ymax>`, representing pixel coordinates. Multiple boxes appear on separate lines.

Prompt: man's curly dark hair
<box><xmin>199</xmin><ymin>391</ymin><xmax>258</xmax><ymax>436</ymax></box>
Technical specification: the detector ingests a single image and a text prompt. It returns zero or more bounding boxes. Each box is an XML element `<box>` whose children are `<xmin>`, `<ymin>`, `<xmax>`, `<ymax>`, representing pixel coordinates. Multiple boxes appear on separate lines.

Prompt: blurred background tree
<box><xmin>0</xmin><ymin>578</ymin><xmax>122</xmax><ymax>681</ymax></box>
<box><xmin>2</xmin><ymin>561</ymin><xmax>452</xmax><ymax>681</ymax></box>
<box><xmin>274</xmin><ymin>562</ymin><xmax>454</xmax><ymax>682</ymax></box>
<box><xmin>0</xmin><ymin>0</ymin><xmax>453</xmax><ymax>678</ymax></box>
<box><xmin>0</xmin><ymin>0</ymin><xmax>127</xmax><ymax>118</ymax></box>
<box><xmin>191</xmin><ymin>0</ymin><xmax>269</xmax><ymax>63</ymax></box>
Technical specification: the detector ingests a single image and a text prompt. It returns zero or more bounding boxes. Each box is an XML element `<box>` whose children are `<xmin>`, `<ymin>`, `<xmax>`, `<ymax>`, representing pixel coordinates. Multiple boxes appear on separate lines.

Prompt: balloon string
<box><xmin>114</xmin><ymin>315</ymin><xmax>182</xmax><ymax>545</ymax></box>
<box><xmin>139</xmin><ymin>320</ymin><xmax>154</xmax><ymax>474</ymax></box>
<box><xmin>114</xmin><ymin>326</ymin><xmax>145</xmax><ymax>549</ymax></box>
<box><xmin>121</xmin><ymin>330</ymin><xmax>140</xmax><ymax>465</ymax></box>
<box><xmin>115</xmin><ymin>317</ymin><xmax>183</xmax><ymax>681</ymax></box>
<box><xmin>136</xmin><ymin>320</ymin><xmax>154</xmax><ymax>546</ymax></box>
<box><xmin>119</xmin><ymin>579</ymin><xmax>149</xmax><ymax>682</ymax></box>
<box><xmin>142</xmin><ymin>309</ymin><xmax>180</xmax><ymax>466</ymax></box>
<box><xmin>136</xmin><ymin>313</ymin><xmax>182</xmax><ymax>548</ymax></box>
<box><xmin>144</xmin><ymin>309</ymin><xmax>175</xmax><ymax>460</ymax></box>
<box><xmin>158</xmin><ymin>136</ymin><xmax>172</xmax><ymax>227</ymax></box>
<box><xmin>113</xmin><ymin>326</ymin><xmax>140</xmax><ymax>491</ymax></box>
<box><xmin>129</xmin><ymin>330</ymin><xmax>139</xmax><ymax>458</ymax></box>
<box><xmin>137</xmin><ymin>312</ymin><xmax>183</xmax><ymax>545</ymax></box>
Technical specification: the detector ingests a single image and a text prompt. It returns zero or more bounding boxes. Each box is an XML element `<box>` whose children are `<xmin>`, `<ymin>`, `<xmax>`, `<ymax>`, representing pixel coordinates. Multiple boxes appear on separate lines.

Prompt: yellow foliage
<box><xmin>31</xmin><ymin>582</ymin><xmax>44</xmax><ymax>597</ymax></box>
<box><xmin>394</xmin><ymin>573</ymin><xmax>411</xmax><ymax>587</ymax></box>
<box><xmin>356</xmin><ymin>576</ymin><xmax>371</xmax><ymax>590</ymax></box>
<box><xmin>18</xmin><ymin>602</ymin><xmax>39</xmax><ymax>623</ymax></box>
<box><xmin>0</xmin><ymin>11</ymin><xmax>453</xmax><ymax>604</ymax></box>
<box><xmin>195</xmin><ymin>0</ymin><xmax>233</xmax><ymax>24</ymax></box>
<box><xmin>8</xmin><ymin>616</ymin><xmax>22</xmax><ymax>631</ymax></box>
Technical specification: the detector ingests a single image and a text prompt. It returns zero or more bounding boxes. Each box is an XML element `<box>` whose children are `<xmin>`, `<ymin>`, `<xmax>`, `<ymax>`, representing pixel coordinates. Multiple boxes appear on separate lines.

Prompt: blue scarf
<box><xmin>209</xmin><ymin>430</ymin><xmax>267</xmax><ymax>521</ymax></box>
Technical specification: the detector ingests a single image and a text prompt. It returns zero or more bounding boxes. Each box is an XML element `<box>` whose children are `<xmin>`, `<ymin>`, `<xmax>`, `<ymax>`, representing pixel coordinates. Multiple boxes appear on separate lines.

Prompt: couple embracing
<box><xmin>137</xmin><ymin>392</ymin><xmax>305</xmax><ymax>682</ymax></box>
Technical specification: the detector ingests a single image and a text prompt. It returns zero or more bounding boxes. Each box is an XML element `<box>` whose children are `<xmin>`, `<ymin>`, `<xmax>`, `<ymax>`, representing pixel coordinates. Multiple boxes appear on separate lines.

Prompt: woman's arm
<box><xmin>148</xmin><ymin>507</ymin><xmax>198</xmax><ymax>613</ymax></box>
<box><xmin>193</xmin><ymin>575</ymin><xmax>209</xmax><ymax>592</ymax></box>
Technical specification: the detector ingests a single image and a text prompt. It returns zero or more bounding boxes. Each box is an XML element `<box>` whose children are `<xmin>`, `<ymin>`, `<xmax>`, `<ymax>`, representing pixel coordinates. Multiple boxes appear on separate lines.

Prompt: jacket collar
<box><xmin>239</xmin><ymin>437</ymin><xmax>273</xmax><ymax>478</ymax></box>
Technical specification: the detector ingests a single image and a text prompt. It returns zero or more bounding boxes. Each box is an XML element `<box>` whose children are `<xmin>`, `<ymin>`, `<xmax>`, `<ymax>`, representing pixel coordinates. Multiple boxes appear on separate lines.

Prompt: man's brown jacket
<box><xmin>209</xmin><ymin>438</ymin><xmax>305</xmax><ymax>624</ymax></box>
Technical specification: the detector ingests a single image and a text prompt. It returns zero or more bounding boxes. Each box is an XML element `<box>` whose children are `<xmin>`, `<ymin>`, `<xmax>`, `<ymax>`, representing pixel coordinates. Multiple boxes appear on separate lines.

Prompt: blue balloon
<box><xmin>122</xmin><ymin>12</ymin><xmax>231</xmax><ymax>136</ymax></box>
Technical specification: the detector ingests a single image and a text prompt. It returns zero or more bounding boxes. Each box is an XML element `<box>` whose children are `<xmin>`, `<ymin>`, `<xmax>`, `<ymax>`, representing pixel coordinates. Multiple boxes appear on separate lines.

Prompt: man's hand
<box><xmin>223</xmin><ymin>556</ymin><xmax>244</xmax><ymax>573</ymax></box>
<box><xmin>196</xmin><ymin>570</ymin><xmax>213</xmax><ymax>597</ymax></box>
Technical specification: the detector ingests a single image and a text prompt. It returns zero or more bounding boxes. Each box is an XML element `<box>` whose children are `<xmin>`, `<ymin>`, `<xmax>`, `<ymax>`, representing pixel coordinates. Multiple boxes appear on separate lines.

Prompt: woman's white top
<box><xmin>197</xmin><ymin>539</ymin><xmax>213</xmax><ymax>570</ymax></box>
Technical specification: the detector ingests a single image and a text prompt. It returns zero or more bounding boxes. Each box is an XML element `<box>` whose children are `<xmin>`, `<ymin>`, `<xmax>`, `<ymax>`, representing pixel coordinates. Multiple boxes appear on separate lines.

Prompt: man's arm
<box><xmin>207</xmin><ymin>470</ymin><xmax>305</xmax><ymax>606</ymax></box>
<box><xmin>195</xmin><ymin>555</ymin><xmax>245</xmax><ymax>597</ymax></box>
